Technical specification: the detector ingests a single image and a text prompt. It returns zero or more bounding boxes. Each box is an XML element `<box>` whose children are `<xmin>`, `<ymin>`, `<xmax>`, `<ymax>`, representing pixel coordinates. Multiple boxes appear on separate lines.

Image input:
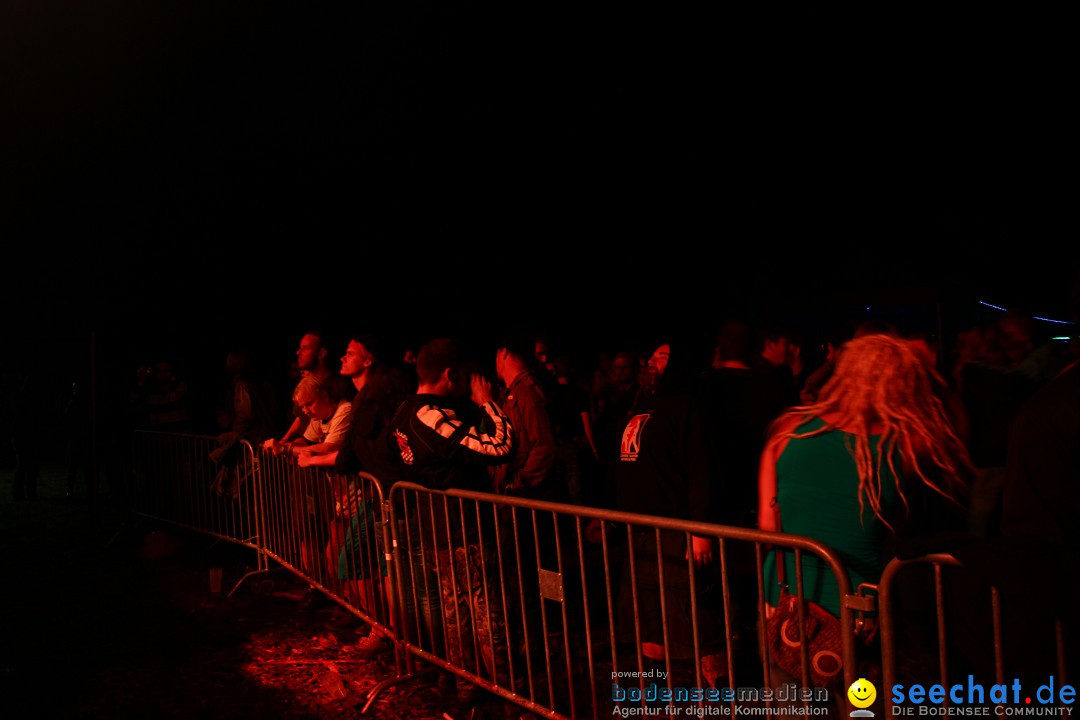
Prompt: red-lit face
<box><xmin>296</xmin><ymin>334</ymin><xmax>323</xmax><ymax>372</ymax></box>
<box><xmin>297</xmin><ymin>390</ymin><xmax>334</xmax><ymax>420</ymax></box>
<box><xmin>762</xmin><ymin>338</ymin><xmax>790</xmax><ymax>367</ymax></box>
<box><xmin>998</xmin><ymin>319</ymin><xmax>1033</xmax><ymax>365</ymax></box>
<box><xmin>647</xmin><ymin>344</ymin><xmax>671</xmax><ymax>378</ymax></box>
<box><xmin>612</xmin><ymin>358</ymin><xmax>634</xmax><ymax>382</ymax></box>
<box><xmin>340</xmin><ymin>341</ymin><xmax>372</xmax><ymax>378</ymax></box>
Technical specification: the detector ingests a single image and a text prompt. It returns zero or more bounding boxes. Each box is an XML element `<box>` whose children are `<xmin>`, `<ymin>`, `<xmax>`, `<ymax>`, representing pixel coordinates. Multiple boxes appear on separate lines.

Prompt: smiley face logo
<box><xmin>847</xmin><ymin>678</ymin><xmax>877</xmax><ymax>709</ymax></box>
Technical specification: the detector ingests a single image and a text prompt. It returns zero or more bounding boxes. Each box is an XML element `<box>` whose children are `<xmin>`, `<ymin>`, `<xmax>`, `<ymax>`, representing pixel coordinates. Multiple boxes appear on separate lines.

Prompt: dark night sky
<box><xmin>3</xmin><ymin>2</ymin><xmax>1077</xmax><ymax>348</ymax></box>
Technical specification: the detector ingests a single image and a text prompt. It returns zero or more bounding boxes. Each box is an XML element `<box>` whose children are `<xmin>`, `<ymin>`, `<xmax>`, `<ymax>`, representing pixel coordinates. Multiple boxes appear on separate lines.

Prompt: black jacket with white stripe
<box><xmin>390</xmin><ymin>393</ymin><xmax>513</xmax><ymax>494</ymax></box>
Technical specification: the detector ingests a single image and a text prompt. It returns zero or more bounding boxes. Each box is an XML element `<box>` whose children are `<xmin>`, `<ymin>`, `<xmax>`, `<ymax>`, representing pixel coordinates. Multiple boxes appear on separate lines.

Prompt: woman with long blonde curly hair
<box><xmin>759</xmin><ymin>333</ymin><xmax>972</xmax><ymax>618</ymax></box>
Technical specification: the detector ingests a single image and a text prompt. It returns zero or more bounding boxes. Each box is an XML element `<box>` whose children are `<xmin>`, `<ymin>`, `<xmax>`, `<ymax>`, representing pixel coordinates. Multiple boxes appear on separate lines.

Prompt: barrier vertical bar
<box><xmin>553</xmin><ymin>510</ymin><xmax>575</xmax><ymax>719</ymax></box>
<box><xmin>574</xmin><ymin>516</ymin><xmax>598</xmax><ymax>720</ymax></box>
<box><xmin>535</xmin><ymin>509</ymin><xmax>555</xmax><ymax>707</ymax></box>
<box><xmin>602</xmin><ymin>521</ymin><xmax>619</xmax><ymax>713</ymax></box>
<box><xmin>473</xmin><ymin>498</ymin><xmax>497</xmax><ymax>690</ymax></box>
<box><xmin>653</xmin><ymin>528</ymin><xmax>671</xmax><ymax>710</ymax></box>
<box><xmin>626</xmin><ymin>524</ymin><xmax>644</xmax><ymax>708</ymax></box>
<box><xmin>793</xmin><ymin>548</ymin><xmax>812</xmax><ymax>695</ymax></box>
<box><xmin>755</xmin><ymin>542</ymin><xmax>773</xmax><ymax>698</ymax></box>
<box><xmin>512</xmin><ymin>506</ymin><xmax>535</xmax><ymax>702</ymax></box>
<box><xmin>934</xmin><ymin>562</ymin><xmax>949</xmax><ymax>712</ymax></box>
<box><xmin>718</xmin><ymin>536</ymin><xmax>735</xmax><ymax>694</ymax></box>
<box><xmin>992</xmin><ymin>586</ymin><xmax>1005</xmax><ymax>687</ymax></box>
<box><xmin>688</xmin><ymin>529</ymin><xmax>702</xmax><ymax>706</ymax></box>
<box><xmin>491</xmin><ymin>501</ymin><xmax>518</xmax><ymax>698</ymax></box>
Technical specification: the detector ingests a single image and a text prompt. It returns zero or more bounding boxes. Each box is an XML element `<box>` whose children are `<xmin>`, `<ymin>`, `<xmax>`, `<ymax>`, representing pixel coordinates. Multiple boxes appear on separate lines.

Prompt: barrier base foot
<box><xmin>360</xmin><ymin>665</ymin><xmax>438</xmax><ymax>715</ymax></box>
<box><xmin>227</xmin><ymin>567</ymin><xmax>285</xmax><ymax>598</ymax></box>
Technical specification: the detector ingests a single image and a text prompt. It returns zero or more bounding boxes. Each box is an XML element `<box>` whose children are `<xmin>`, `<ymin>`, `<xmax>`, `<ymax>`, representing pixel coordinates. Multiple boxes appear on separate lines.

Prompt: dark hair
<box><xmin>758</xmin><ymin>326</ymin><xmax>792</xmax><ymax>350</ymax></box>
<box><xmin>348</xmin><ymin>334</ymin><xmax>384</xmax><ymax>365</ymax></box>
<box><xmin>497</xmin><ymin>334</ymin><xmax>537</xmax><ymax>366</ymax></box>
<box><xmin>304</xmin><ymin>329</ymin><xmax>327</xmax><ymax>348</ymax></box>
<box><xmin>652</xmin><ymin>339</ymin><xmax>703</xmax><ymax>396</ymax></box>
<box><xmin>715</xmin><ymin>319</ymin><xmax>750</xmax><ymax>364</ymax></box>
<box><xmin>357</xmin><ymin>364</ymin><xmax>412</xmax><ymax>427</ymax></box>
<box><xmin>416</xmin><ymin>338</ymin><xmax>463</xmax><ymax>385</ymax></box>
<box><xmin>613</xmin><ymin>351</ymin><xmax>638</xmax><ymax>367</ymax></box>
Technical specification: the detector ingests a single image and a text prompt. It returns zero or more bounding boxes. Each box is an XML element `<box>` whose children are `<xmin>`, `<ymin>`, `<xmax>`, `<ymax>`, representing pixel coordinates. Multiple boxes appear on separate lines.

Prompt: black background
<box><xmin>3</xmin><ymin>2</ymin><xmax>1076</xmax><ymax>350</ymax></box>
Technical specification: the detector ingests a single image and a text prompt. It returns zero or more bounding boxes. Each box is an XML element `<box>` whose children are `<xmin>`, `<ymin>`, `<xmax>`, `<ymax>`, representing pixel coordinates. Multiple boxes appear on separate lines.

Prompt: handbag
<box><xmin>765</xmin><ymin>547</ymin><xmax>845</xmax><ymax>688</ymax></box>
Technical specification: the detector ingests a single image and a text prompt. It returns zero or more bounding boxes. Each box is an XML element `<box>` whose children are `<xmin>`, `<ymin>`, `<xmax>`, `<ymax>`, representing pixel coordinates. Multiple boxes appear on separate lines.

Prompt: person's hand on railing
<box><xmin>264</xmin><ymin>438</ymin><xmax>295</xmax><ymax>457</ymax></box>
<box><xmin>688</xmin><ymin>535</ymin><xmax>713</xmax><ymax>566</ymax></box>
<box><xmin>297</xmin><ymin>453</ymin><xmax>315</xmax><ymax>468</ymax></box>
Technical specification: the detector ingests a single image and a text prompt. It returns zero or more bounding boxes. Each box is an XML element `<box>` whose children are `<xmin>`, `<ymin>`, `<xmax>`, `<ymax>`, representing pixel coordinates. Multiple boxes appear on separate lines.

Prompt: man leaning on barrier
<box><xmin>267</xmin><ymin>375</ymin><xmax>352</xmax><ymax>611</ymax></box>
<box><xmin>390</xmin><ymin>338</ymin><xmax>516</xmax><ymax>706</ymax></box>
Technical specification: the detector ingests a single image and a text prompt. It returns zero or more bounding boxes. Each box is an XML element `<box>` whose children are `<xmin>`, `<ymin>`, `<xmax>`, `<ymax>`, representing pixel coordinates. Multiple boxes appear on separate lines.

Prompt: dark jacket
<box><xmin>335</xmin><ymin>365</ymin><xmax>411</xmax><ymax>490</ymax></box>
<box><xmin>614</xmin><ymin>391</ymin><xmax>714</xmax><ymax>524</ymax></box>
<box><xmin>390</xmin><ymin>393</ymin><xmax>512</xmax><ymax>493</ymax></box>
<box><xmin>491</xmin><ymin>371</ymin><xmax>556</xmax><ymax>495</ymax></box>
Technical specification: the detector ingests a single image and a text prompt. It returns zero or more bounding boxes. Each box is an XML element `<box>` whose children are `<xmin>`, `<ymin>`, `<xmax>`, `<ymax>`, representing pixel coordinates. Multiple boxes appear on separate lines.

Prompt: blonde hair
<box><xmin>769</xmin><ymin>333</ymin><xmax>970</xmax><ymax>526</ymax></box>
<box><xmin>292</xmin><ymin>375</ymin><xmax>324</xmax><ymax>404</ymax></box>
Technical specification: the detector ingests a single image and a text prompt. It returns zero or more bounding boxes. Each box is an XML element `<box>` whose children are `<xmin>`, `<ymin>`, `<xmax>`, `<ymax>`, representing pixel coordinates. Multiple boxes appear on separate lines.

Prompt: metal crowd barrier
<box><xmin>133</xmin><ymin>432</ymin><xmax>949</xmax><ymax>719</ymax></box>
<box><xmin>254</xmin><ymin>448</ymin><xmax>400</xmax><ymax>672</ymax></box>
<box><xmin>131</xmin><ymin>431</ymin><xmax>265</xmax><ymax>567</ymax></box>
<box><xmin>878</xmin><ymin>553</ymin><xmax>1071</xmax><ymax>716</ymax></box>
<box><xmin>131</xmin><ymin>433</ymin><xmax>403</xmax><ymax>678</ymax></box>
<box><xmin>387</xmin><ymin>482</ymin><xmax>869</xmax><ymax>719</ymax></box>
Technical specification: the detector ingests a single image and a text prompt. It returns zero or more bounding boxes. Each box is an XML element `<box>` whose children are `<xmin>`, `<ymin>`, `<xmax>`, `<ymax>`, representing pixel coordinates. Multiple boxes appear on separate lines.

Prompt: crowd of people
<box><xmin>14</xmin><ymin>303</ymin><xmax>1077</xmax><ymax>707</ymax></box>
<box><xmin>175</xmin><ymin>306</ymin><xmax>1073</xmax><ymax>693</ymax></box>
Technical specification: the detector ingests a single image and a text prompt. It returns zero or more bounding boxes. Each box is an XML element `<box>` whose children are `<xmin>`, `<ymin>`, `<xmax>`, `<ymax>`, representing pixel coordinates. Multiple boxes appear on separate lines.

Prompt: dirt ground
<box><xmin>0</xmin><ymin>464</ymin><xmax>527</xmax><ymax>720</ymax></box>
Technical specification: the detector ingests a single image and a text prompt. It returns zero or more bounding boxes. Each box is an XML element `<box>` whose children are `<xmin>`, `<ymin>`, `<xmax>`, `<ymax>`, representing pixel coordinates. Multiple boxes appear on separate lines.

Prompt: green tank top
<box><xmin>763</xmin><ymin>416</ymin><xmax>901</xmax><ymax>616</ymax></box>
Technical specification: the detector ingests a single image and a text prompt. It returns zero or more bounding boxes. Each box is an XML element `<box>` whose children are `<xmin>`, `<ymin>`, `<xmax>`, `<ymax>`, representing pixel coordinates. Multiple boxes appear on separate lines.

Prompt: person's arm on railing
<box><xmin>290</xmin><ymin>438</ymin><xmax>341</xmax><ymax>455</ymax></box>
<box><xmin>297</xmin><ymin>449</ymin><xmax>339</xmax><ymax>467</ymax></box>
<box><xmin>262</xmin><ymin>416</ymin><xmax>305</xmax><ymax>451</ymax></box>
<box><xmin>280</xmin><ymin>416</ymin><xmax>305</xmax><ymax>443</ymax></box>
<box><xmin>290</xmin><ymin>401</ymin><xmax>351</xmax><ymax>459</ymax></box>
